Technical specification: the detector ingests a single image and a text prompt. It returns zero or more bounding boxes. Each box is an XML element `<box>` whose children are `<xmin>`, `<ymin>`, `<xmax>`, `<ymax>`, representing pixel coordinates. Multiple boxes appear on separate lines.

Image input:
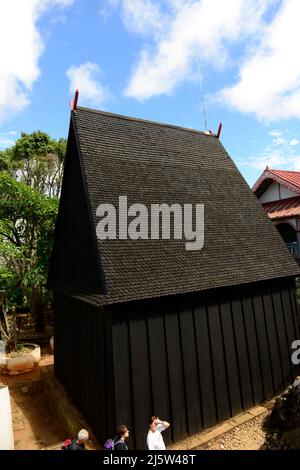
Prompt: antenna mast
<box><xmin>195</xmin><ymin>55</ymin><xmax>208</xmax><ymax>131</ymax></box>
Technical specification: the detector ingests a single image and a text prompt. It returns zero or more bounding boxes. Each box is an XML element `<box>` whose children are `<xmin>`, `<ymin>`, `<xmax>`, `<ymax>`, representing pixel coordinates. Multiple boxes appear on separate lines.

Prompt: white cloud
<box><xmin>120</xmin><ymin>0</ymin><xmax>167</xmax><ymax>36</ymax></box>
<box><xmin>242</xmin><ymin>129</ymin><xmax>300</xmax><ymax>170</ymax></box>
<box><xmin>0</xmin><ymin>130</ymin><xmax>19</xmax><ymax>149</ymax></box>
<box><xmin>220</xmin><ymin>0</ymin><xmax>300</xmax><ymax>121</ymax></box>
<box><xmin>99</xmin><ymin>0</ymin><xmax>120</xmax><ymax>21</ymax></box>
<box><xmin>66</xmin><ymin>62</ymin><xmax>110</xmax><ymax>106</ymax></box>
<box><xmin>121</xmin><ymin>0</ymin><xmax>272</xmax><ymax>100</ymax></box>
<box><xmin>247</xmin><ymin>152</ymin><xmax>287</xmax><ymax>171</ymax></box>
<box><xmin>249</xmin><ymin>152</ymin><xmax>300</xmax><ymax>171</ymax></box>
<box><xmin>269</xmin><ymin>130</ymin><xmax>282</xmax><ymax>137</ymax></box>
<box><xmin>0</xmin><ymin>0</ymin><xmax>73</xmax><ymax>123</ymax></box>
<box><xmin>100</xmin><ymin>0</ymin><xmax>167</xmax><ymax>33</ymax></box>
<box><xmin>113</xmin><ymin>0</ymin><xmax>300</xmax><ymax>122</ymax></box>
<box><xmin>273</xmin><ymin>136</ymin><xmax>287</xmax><ymax>146</ymax></box>
<box><xmin>0</xmin><ymin>138</ymin><xmax>15</xmax><ymax>149</ymax></box>
<box><xmin>268</xmin><ymin>131</ymin><xmax>300</xmax><ymax>149</ymax></box>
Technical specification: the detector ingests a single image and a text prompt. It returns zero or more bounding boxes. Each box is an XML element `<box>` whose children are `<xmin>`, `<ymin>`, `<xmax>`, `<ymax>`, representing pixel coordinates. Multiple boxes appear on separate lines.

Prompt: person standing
<box><xmin>147</xmin><ymin>416</ymin><xmax>170</xmax><ymax>450</ymax></box>
<box><xmin>113</xmin><ymin>425</ymin><xmax>130</xmax><ymax>450</ymax></box>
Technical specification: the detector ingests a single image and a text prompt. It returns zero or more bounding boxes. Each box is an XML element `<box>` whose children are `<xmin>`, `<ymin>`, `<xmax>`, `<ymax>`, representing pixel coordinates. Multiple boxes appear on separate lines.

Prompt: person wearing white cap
<box><xmin>62</xmin><ymin>429</ymin><xmax>89</xmax><ymax>450</ymax></box>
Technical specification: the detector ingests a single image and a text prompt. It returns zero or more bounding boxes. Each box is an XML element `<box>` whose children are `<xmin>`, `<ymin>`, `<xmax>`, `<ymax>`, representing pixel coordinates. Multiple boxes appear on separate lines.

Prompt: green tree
<box><xmin>0</xmin><ymin>173</ymin><xmax>58</xmax><ymax>332</ymax></box>
<box><xmin>0</xmin><ymin>148</ymin><xmax>17</xmax><ymax>174</ymax></box>
<box><xmin>8</xmin><ymin>131</ymin><xmax>66</xmax><ymax>197</ymax></box>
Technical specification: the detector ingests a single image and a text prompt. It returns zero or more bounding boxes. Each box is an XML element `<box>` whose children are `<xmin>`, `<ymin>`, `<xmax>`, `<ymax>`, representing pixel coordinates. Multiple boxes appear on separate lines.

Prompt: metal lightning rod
<box><xmin>195</xmin><ymin>55</ymin><xmax>208</xmax><ymax>131</ymax></box>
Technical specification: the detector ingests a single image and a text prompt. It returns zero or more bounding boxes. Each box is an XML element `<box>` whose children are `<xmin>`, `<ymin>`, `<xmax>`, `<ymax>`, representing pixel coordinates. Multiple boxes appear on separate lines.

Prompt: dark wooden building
<box><xmin>48</xmin><ymin>107</ymin><xmax>300</xmax><ymax>449</ymax></box>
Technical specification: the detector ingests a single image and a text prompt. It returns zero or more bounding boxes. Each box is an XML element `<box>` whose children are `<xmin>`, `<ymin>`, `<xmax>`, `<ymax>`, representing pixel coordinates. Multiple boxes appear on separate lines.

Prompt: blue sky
<box><xmin>1</xmin><ymin>0</ymin><xmax>300</xmax><ymax>187</ymax></box>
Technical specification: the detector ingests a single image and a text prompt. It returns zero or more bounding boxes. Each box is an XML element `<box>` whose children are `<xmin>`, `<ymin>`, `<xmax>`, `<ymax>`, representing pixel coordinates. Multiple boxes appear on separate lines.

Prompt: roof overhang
<box><xmin>262</xmin><ymin>196</ymin><xmax>300</xmax><ymax>220</ymax></box>
<box><xmin>252</xmin><ymin>169</ymin><xmax>300</xmax><ymax>198</ymax></box>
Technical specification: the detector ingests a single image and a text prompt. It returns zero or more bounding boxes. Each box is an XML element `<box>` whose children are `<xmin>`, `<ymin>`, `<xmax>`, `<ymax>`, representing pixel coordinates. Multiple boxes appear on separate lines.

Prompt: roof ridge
<box><xmin>270</xmin><ymin>168</ymin><xmax>300</xmax><ymax>174</ymax></box>
<box><xmin>75</xmin><ymin>106</ymin><xmax>214</xmax><ymax>138</ymax></box>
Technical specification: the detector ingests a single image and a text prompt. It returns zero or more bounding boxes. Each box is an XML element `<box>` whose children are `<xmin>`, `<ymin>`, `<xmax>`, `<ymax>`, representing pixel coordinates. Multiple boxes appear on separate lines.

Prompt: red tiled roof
<box><xmin>262</xmin><ymin>196</ymin><xmax>300</xmax><ymax>219</ymax></box>
<box><xmin>269</xmin><ymin>169</ymin><xmax>300</xmax><ymax>189</ymax></box>
<box><xmin>253</xmin><ymin>168</ymin><xmax>300</xmax><ymax>195</ymax></box>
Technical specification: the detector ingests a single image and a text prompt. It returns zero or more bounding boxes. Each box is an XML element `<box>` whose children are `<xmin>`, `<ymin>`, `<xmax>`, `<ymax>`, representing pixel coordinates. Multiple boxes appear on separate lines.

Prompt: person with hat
<box><xmin>62</xmin><ymin>429</ymin><xmax>89</xmax><ymax>450</ymax></box>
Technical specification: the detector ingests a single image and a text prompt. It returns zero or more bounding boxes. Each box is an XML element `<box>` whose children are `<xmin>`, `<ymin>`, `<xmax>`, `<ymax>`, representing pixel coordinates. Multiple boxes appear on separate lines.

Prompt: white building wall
<box><xmin>259</xmin><ymin>182</ymin><xmax>280</xmax><ymax>203</ymax></box>
<box><xmin>280</xmin><ymin>185</ymin><xmax>298</xmax><ymax>199</ymax></box>
<box><xmin>259</xmin><ymin>182</ymin><xmax>298</xmax><ymax>203</ymax></box>
<box><xmin>0</xmin><ymin>385</ymin><xmax>14</xmax><ymax>450</ymax></box>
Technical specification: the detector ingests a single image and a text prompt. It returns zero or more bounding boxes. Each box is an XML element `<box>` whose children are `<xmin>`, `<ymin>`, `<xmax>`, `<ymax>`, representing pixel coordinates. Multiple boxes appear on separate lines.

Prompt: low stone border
<box><xmin>0</xmin><ymin>344</ymin><xmax>41</xmax><ymax>375</ymax></box>
<box><xmin>168</xmin><ymin>401</ymin><xmax>275</xmax><ymax>450</ymax></box>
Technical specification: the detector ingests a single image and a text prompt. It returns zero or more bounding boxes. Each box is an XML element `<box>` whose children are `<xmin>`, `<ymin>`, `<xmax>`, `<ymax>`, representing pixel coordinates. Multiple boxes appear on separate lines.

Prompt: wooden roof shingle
<box><xmin>48</xmin><ymin>107</ymin><xmax>300</xmax><ymax>305</ymax></box>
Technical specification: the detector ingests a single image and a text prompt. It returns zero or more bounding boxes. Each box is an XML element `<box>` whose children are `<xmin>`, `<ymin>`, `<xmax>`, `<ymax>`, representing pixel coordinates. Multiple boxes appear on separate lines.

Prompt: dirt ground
<box><xmin>197</xmin><ymin>412</ymin><xmax>270</xmax><ymax>450</ymax></box>
<box><xmin>0</xmin><ymin>347</ymin><xmax>65</xmax><ymax>450</ymax></box>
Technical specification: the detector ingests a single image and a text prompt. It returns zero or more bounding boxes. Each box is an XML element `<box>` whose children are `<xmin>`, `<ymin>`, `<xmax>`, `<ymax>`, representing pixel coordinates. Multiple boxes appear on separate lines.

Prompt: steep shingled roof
<box><xmin>48</xmin><ymin>107</ymin><xmax>300</xmax><ymax>305</ymax></box>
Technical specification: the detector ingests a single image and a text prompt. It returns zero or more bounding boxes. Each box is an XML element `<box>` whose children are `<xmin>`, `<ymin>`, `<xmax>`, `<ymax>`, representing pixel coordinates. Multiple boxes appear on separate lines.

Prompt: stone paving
<box><xmin>168</xmin><ymin>402</ymin><xmax>275</xmax><ymax>451</ymax></box>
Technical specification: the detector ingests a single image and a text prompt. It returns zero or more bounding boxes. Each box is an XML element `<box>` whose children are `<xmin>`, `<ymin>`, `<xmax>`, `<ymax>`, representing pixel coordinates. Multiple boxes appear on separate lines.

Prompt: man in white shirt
<box><xmin>147</xmin><ymin>416</ymin><xmax>170</xmax><ymax>450</ymax></box>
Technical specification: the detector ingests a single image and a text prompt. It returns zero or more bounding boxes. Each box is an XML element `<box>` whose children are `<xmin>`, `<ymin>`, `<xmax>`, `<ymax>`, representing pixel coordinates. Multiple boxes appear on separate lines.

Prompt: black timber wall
<box><xmin>54</xmin><ymin>296</ymin><xmax>116</xmax><ymax>442</ymax></box>
<box><xmin>54</xmin><ymin>277</ymin><xmax>300</xmax><ymax>449</ymax></box>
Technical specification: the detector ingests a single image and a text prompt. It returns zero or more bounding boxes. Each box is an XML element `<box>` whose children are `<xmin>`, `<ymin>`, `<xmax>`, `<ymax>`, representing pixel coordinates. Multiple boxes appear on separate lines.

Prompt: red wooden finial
<box><xmin>73</xmin><ymin>89</ymin><xmax>79</xmax><ymax>110</ymax></box>
<box><xmin>69</xmin><ymin>89</ymin><xmax>79</xmax><ymax>110</ymax></box>
<box><xmin>208</xmin><ymin>122</ymin><xmax>223</xmax><ymax>138</ymax></box>
<box><xmin>266</xmin><ymin>165</ymin><xmax>269</xmax><ymax>170</ymax></box>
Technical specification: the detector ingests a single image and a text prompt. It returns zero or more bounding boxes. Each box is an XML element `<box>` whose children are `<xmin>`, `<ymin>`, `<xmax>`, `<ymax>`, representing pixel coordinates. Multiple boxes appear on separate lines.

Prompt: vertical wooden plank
<box><xmin>111</xmin><ymin>305</ymin><xmax>134</xmax><ymax>448</ymax></box>
<box><xmin>179</xmin><ymin>298</ymin><xmax>202</xmax><ymax>435</ymax></box>
<box><xmin>53</xmin><ymin>293</ymin><xmax>62</xmax><ymax>382</ymax></box>
<box><xmin>281</xmin><ymin>282</ymin><xmax>300</xmax><ymax>379</ymax></box>
<box><xmin>129</xmin><ymin>304</ymin><xmax>152</xmax><ymax>450</ymax></box>
<box><xmin>164</xmin><ymin>299</ymin><xmax>187</xmax><ymax>442</ymax></box>
<box><xmin>262</xmin><ymin>288</ymin><xmax>283</xmax><ymax>393</ymax></box>
<box><xmin>218</xmin><ymin>295</ymin><xmax>242</xmax><ymax>416</ymax></box>
<box><xmin>287</xmin><ymin>279</ymin><xmax>300</xmax><ymax>377</ymax></box>
<box><xmin>88</xmin><ymin>308</ymin><xmax>95</xmax><ymax>426</ymax></box>
<box><xmin>88</xmin><ymin>307</ymin><xmax>99</xmax><ymax>439</ymax></box>
<box><xmin>83</xmin><ymin>303</ymin><xmax>90</xmax><ymax>422</ymax></box>
<box><xmin>288</xmin><ymin>281</ymin><xmax>300</xmax><ymax>336</ymax></box>
<box><xmin>271</xmin><ymin>282</ymin><xmax>293</xmax><ymax>386</ymax></box>
<box><xmin>251</xmin><ymin>285</ymin><xmax>274</xmax><ymax>400</ymax></box>
<box><xmin>68</xmin><ymin>297</ymin><xmax>76</xmax><ymax>406</ymax></box>
<box><xmin>68</xmin><ymin>297</ymin><xmax>74</xmax><ymax>402</ymax></box>
<box><xmin>104</xmin><ymin>307</ymin><xmax>116</xmax><ymax>442</ymax></box>
<box><xmin>95</xmin><ymin>308</ymin><xmax>107</xmax><ymax>443</ymax></box>
<box><xmin>147</xmin><ymin>299</ymin><xmax>172</xmax><ymax>446</ymax></box>
<box><xmin>81</xmin><ymin>302</ymin><xmax>89</xmax><ymax>420</ymax></box>
<box><xmin>241</xmin><ymin>286</ymin><xmax>264</xmax><ymax>404</ymax></box>
<box><xmin>230</xmin><ymin>291</ymin><xmax>253</xmax><ymax>410</ymax></box>
<box><xmin>193</xmin><ymin>301</ymin><xmax>216</xmax><ymax>429</ymax></box>
<box><xmin>64</xmin><ymin>295</ymin><xmax>73</xmax><ymax>397</ymax></box>
<box><xmin>76</xmin><ymin>299</ymin><xmax>84</xmax><ymax>415</ymax></box>
<box><xmin>206</xmin><ymin>298</ymin><xmax>231</xmax><ymax>422</ymax></box>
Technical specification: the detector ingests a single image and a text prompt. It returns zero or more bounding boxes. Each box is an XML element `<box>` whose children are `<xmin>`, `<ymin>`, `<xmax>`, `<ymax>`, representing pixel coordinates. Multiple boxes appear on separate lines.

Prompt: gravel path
<box><xmin>197</xmin><ymin>411</ymin><xmax>271</xmax><ymax>450</ymax></box>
